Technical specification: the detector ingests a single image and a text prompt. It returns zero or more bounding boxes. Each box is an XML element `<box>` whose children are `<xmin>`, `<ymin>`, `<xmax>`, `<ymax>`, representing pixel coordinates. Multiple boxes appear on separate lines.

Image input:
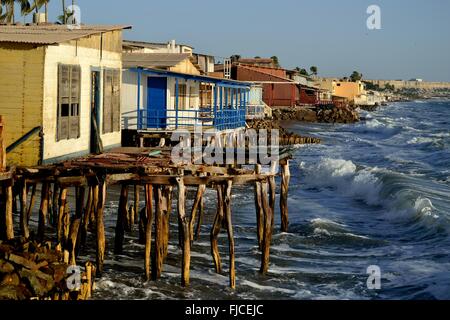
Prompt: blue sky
<box><xmin>24</xmin><ymin>0</ymin><xmax>450</xmax><ymax>81</ymax></box>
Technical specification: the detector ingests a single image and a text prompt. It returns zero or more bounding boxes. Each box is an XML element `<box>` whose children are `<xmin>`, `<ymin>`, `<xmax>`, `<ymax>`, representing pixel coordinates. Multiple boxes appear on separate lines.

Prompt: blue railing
<box><xmin>123</xmin><ymin>107</ymin><xmax>247</xmax><ymax>131</ymax></box>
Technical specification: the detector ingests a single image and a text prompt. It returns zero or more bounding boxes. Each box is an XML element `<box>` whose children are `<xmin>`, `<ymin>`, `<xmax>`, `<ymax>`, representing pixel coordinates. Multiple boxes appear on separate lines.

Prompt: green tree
<box><xmin>1</xmin><ymin>0</ymin><xmax>32</xmax><ymax>24</ymax></box>
<box><xmin>271</xmin><ymin>56</ymin><xmax>280</xmax><ymax>67</ymax></box>
<box><xmin>350</xmin><ymin>71</ymin><xmax>363</xmax><ymax>82</ymax></box>
<box><xmin>310</xmin><ymin>66</ymin><xmax>318</xmax><ymax>76</ymax></box>
<box><xmin>31</xmin><ymin>0</ymin><xmax>50</xmax><ymax>21</ymax></box>
<box><xmin>230</xmin><ymin>54</ymin><xmax>241</xmax><ymax>63</ymax></box>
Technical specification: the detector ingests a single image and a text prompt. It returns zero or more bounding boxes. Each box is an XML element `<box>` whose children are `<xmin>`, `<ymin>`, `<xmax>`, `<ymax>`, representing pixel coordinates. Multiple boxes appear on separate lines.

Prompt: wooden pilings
<box><xmin>144</xmin><ymin>184</ymin><xmax>153</xmax><ymax>281</ymax></box>
<box><xmin>96</xmin><ymin>183</ymin><xmax>106</xmax><ymax>275</ymax></box>
<box><xmin>280</xmin><ymin>160</ymin><xmax>291</xmax><ymax>232</ymax></box>
<box><xmin>114</xmin><ymin>184</ymin><xmax>129</xmax><ymax>254</ymax></box>
<box><xmin>224</xmin><ymin>180</ymin><xmax>235</xmax><ymax>289</ymax></box>
<box><xmin>176</xmin><ymin>177</ymin><xmax>190</xmax><ymax>287</ymax></box>
<box><xmin>37</xmin><ymin>182</ymin><xmax>49</xmax><ymax>242</ymax></box>
<box><xmin>260</xmin><ymin>180</ymin><xmax>273</xmax><ymax>275</ymax></box>
<box><xmin>254</xmin><ymin>165</ymin><xmax>264</xmax><ymax>250</ymax></box>
<box><xmin>3</xmin><ymin>181</ymin><xmax>14</xmax><ymax>240</ymax></box>
<box><xmin>211</xmin><ymin>185</ymin><xmax>224</xmax><ymax>274</ymax></box>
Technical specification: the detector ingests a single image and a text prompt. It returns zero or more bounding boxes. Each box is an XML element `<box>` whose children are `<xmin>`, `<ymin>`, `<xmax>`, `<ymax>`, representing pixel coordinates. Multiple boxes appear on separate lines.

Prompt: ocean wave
<box><xmin>302</xmin><ymin>157</ymin><xmax>443</xmax><ymax>226</ymax></box>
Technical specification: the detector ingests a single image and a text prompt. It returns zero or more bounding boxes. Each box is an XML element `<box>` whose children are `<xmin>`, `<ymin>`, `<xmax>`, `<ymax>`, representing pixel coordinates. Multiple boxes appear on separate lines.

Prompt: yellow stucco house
<box><xmin>0</xmin><ymin>24</ymin><xmax>130</xmax><ymax>166</ymax></box>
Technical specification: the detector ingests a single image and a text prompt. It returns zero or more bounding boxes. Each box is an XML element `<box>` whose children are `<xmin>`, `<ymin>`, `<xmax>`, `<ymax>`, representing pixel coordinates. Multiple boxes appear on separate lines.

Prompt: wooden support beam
<box><xmin>114</xmin><ymin>184</ymin><xmax>128</xmax><ymax>254</ymax></box>
<box><xmin>19</xmin><ymin>181</ymin><xmax>29</xmax><ymax>239</ymax></box>
<box><xmin>81</xmin><ymin>186</ymin><xmax>93</xmax><ymax>247</ymax></box>
<box><xmin>37</xmin><ymin>182</ymin><xmax>49</xmax><ymax>242</ymax></box>
<box><xmin>67</xmin><ymin>186</ymin><xmax>85</xmax><ymax>265</ymax></box>
<box><xmin>51</xmin><ymin>183</ymin><xmax>59</xmax><ymax>227</ymax></box>
<box><xmin>96</xmin><ymin>183</ymin><xmax>107</xmax><ymax>275</ymax></box>
<box><xmin>176</xmin><ymin>176</ymin><xmax>190</xmax><ymax>287</ymax></box>
<box><xmin>4</xmin><ymin>182</ymin><xmax>14</xmax><ymax>240</ymax></box>
<box><xmin>153</xmin><ymin>186</ymin><xmax>164</xmax><ymax>280</ymax></box>
<box><xmin>133</xmin><ymin>185</ymin><xmax>140</xmax><ymax>226</ymax></box>
<box><xmin>269</xmin><ymin>162</ymin><xmax>278</xmax><ymax>229</ymax></box>
<box><xmin>189</xmin><ymin>182</ymin><xmax>206</xmax><ymax>242</ymax></box>
<box><xmin>280</xmin><ymin>160</ymin><xmax>291</xmax><ymax>232</ymax></box>
<box><xmin>57</xmin><ymin>187</ymin><xmax>68</xmax><ymax>245</ymax></box>
<box><xmin>194</xmin><ymin>193</ymin><xmax>204</xmax><ymax>241</ymax></box>
<box><xmin>254</xmin><ymin>165</ymin><xmax>264</xmax><ymax>250</ymax></box>
<box><xmin>260</xmin><ymin>180</ymin><xmax>273</xmax><ymax>275</ymax></box>
<box><xmin>26</xmin><ymin>183</ymin><xmax>37</xmax><ymax>224</ymax></box>
<box><xmin>224</xmin><ymin>180</ymin><xmax>236</xmax><ymax>289</ymax></box>
<box><xmin>162</xmin><ymin>186</ymin><xmax>172</xmax><ymax>260</ymax></box>
<box><xmin>144</xmin><ymin>184</ymin><xmax>153</xmax><ymax>281</ymax></box>
<box><xmin>211</xmin><ymin>185</ymin><xmax>224</xmax><ymax>274</ymax></box>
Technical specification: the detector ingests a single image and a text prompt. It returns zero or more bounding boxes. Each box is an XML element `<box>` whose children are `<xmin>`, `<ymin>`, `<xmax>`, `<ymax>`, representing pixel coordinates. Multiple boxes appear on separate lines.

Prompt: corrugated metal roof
<box><xmin>0</xmin><ymin>24</ymin><xmax>131</xmax><ymax>45</ymax></box>
<box><xmin>123</xmin><ymin>53</ymin><xmax>191</xmax><ymax>69</ymax></box>
<box><xmin>123</xmin><ymin>39</ymin><xmax>193</xmax><ymax>50</ymax></box>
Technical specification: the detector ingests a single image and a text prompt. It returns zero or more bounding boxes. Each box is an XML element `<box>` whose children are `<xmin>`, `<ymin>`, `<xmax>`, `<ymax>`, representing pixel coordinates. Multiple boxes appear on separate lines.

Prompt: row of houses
<box><xmin>0</xmin><ymin>23</ymin><xmax>385</xmax><ymax>167</ymax></box>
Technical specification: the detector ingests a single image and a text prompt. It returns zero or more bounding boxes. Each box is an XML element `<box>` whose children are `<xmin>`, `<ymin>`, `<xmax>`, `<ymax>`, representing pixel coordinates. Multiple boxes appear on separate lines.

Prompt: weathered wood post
<box><xmin>269</xmin><ymin>161</ymin><xmax>277</xmax><ymax>228</ymax></box>
<box><xmin>67</xmin><ymin>186</ymin><xmax>85</xmax><ymax>265</ymax></box>
<box><xmin>162</xmin><ymin>186</ymin><xmax>172</xmax><ymax>260</ymax></box>
<box><xmin>144</xmin><ymin>184</ymin><xmax>153</xmax><ymax>281</ymax></box>
<box><xmin>114</xmin><ymin>184</ymin><xmax>128</xmax><ymax>254</ymax></box>
<box><xmin>37</xmin><ymin>182</ymin><xmax>50</xmax><ymax>241</ymax></box>
<box><xmin>211</xmin><ymin>185</ymin><xmax>224</xmax><ymax>274</ymax></box>
<box><xmin>51</xmin><ymin>183</ymin><xmax>60</xmax><ymax>227</ymax></box>
<box><xmin>81</xmin><ymin>186</ymin><xmax>94</xmax><ymax>247</ymax></box>
<box><xmin>57</xmin><ymin>187</ymin><xmax>68</xmax><ymax>244</ymax></box>
<box><xmin>153</xmin><ymin>186</ymin><xmax>164</xmax><ymax>280</ymax></box>
<box><xmin>176</xmin><ymin>176</ymin><xmax>190</xmax><ymax>287</ymax></box>
<box><xmin>96</xmin><ymin>182</ymin><xmax>107</xmax><ymax>275</ymax></box>
<box><xmin>19</xmin><ymin>180</ymin><xmax>29</xmax><ymax>239</ymax></box>
<box><xmin>260</xmin><ymin>178</ymin><xmax>273</xmax><ymax>275</ymax></box>
<box><xmin>254</xmin><ymin>164</ymin><xmax>264</xmax><ymax>250</ymax></box>
<box><xmin>26</xmin><ymin>183</ymin><xmax>37</xmax><ymax>223</ymax></box>
<box><xmin>280</xmin><ymin>160</ymin><xmax>291</xmax><ymax>232</ymax></box>
<box><xmin>224</xmin><ymin>180</ymin><xmax>236</xmax><ymax>289</ymax></box>
<box><xmin>4</xmin><ymin>181</ymin><xmax>14</xmax><ymax>240</ymax></box>
<box><xmin>133</xmin><ymin>185</ymin><xmax>140</xmax><ymax>225</ymax></box>
<box><xmin>189</xmin><ymin>180</ymin><xmax>206</xmax><ymax>242</ymax></box>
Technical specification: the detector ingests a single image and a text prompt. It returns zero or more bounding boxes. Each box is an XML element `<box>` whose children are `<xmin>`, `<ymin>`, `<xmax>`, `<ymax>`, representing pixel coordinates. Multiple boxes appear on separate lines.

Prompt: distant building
<box><xmin>123</xmin><ymin>39</ymin><xmax>215</xmax><ymax>74</ymax></box>
<box><xmin>237</xmin><ymin>58</ymin><xmax>276</xmax><ymax>68</ymax></box>
<box><xmin>0</xmin><ymin>24</ymin><xmax>130</xmax><ymax>166</ymax></box>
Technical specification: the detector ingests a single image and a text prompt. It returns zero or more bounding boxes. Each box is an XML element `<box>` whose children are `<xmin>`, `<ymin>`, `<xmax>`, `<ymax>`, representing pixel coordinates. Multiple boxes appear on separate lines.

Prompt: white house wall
<box><xmin>43</xmin><ymin>42</ymin><xmax>122</xmax><ymax>161</ymax></box>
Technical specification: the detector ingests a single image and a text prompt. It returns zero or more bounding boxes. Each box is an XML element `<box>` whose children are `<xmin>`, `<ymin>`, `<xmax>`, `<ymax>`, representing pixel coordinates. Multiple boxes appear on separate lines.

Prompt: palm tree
<box><xmin>310</xmin><ymin>66</ymin><xmax>318</xmax><ymax>76</ymax></box>
<box><xmin>271</xmin><ymin>56</ymin><xmax>280</xmax><ymax>67</ymax></box>
<box><xmin>0</xmin><ymin>0</ymin><xmax>32</xmax><ymax>24</ymax></box>
<box><xmin>31</xmin><ymin>0</ymin><xmax>50</xmax><ymax>22</ymax></box>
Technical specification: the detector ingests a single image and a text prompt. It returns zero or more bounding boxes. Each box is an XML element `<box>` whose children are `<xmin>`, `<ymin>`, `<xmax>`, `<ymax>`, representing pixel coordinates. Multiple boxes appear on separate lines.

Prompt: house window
<box><xmin>189</xmin><ymin>85</ymin><xmax>197</xmax><ymax>108</ymax></box>
<box><xmin>103</xmin><ymin>69</ymin><xmax>121</xmax><ymax>134</ymax></box>
<box><xmin>177</xmin><ymin>83</ymin><xmax>187</xmax><ymax>110</ymax></box>
<box><xmin>57</xmin><ymin>64</ymin><xmax>81</xmax><ymax>141</ymax></box>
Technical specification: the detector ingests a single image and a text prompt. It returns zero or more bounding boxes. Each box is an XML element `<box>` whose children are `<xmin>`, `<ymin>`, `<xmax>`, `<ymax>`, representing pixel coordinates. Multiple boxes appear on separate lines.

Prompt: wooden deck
<box><xmin>1</xmin><ymin>142</ymin><xmax>292</xmax><ymax>289</ymax></box>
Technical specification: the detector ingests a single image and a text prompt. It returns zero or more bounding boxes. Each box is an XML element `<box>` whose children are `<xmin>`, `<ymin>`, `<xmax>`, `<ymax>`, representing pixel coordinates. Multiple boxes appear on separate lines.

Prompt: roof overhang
<box><xmin>128</xmin><ymin>67</ymin><xmax>251</xmax><ymax>89</ymax></box>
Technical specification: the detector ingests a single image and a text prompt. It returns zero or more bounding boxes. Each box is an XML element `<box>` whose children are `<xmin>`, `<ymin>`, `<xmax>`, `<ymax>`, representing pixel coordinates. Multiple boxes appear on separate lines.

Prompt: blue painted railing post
<box><xmin>213</xmin><ymin>85</ymin><xmax>218</xmax><ymax>128</ymax></box>
<box><xmin>175</xmin><ymin>78</ymin><xmax>179</xmax><ymax>129</ymax></box>
<box><xmin>137</xmin><ymin>69</ymin><xmax>142</xmax><ymax>130</ymax></box>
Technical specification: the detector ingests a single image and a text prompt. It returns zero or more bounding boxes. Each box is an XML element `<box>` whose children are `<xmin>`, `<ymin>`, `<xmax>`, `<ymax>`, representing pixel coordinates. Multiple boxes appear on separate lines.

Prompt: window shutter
<box><xmin>69</xmin><ymin>66</ymin><xmax>81</xmax><ymax>139</ymax></box>
<box><xmin>58</xmin><ymin>65</ymin><xmax>70</xmax><ymax>141</ymax></box>
<box><xmin>103</xmin><ymin>70</ymin><xmax>112</xmax><ymax>133</ymax></box>
<box><xmin>112</xmin><ymin>70</ymin><xmax>121</xmax><ymax>132</ymax></box>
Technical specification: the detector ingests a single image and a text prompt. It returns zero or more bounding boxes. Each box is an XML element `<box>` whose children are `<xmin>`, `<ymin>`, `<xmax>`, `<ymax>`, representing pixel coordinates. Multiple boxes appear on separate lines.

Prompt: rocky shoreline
<box><xmin>247</xmin><ymin>119</ymin><xmax>321</xmax><ymax>145</ymax></box>
<box><xmin>272</xmin><ymin>105</ymin><xmax>360</xmax><ymax>124</ymax></box>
